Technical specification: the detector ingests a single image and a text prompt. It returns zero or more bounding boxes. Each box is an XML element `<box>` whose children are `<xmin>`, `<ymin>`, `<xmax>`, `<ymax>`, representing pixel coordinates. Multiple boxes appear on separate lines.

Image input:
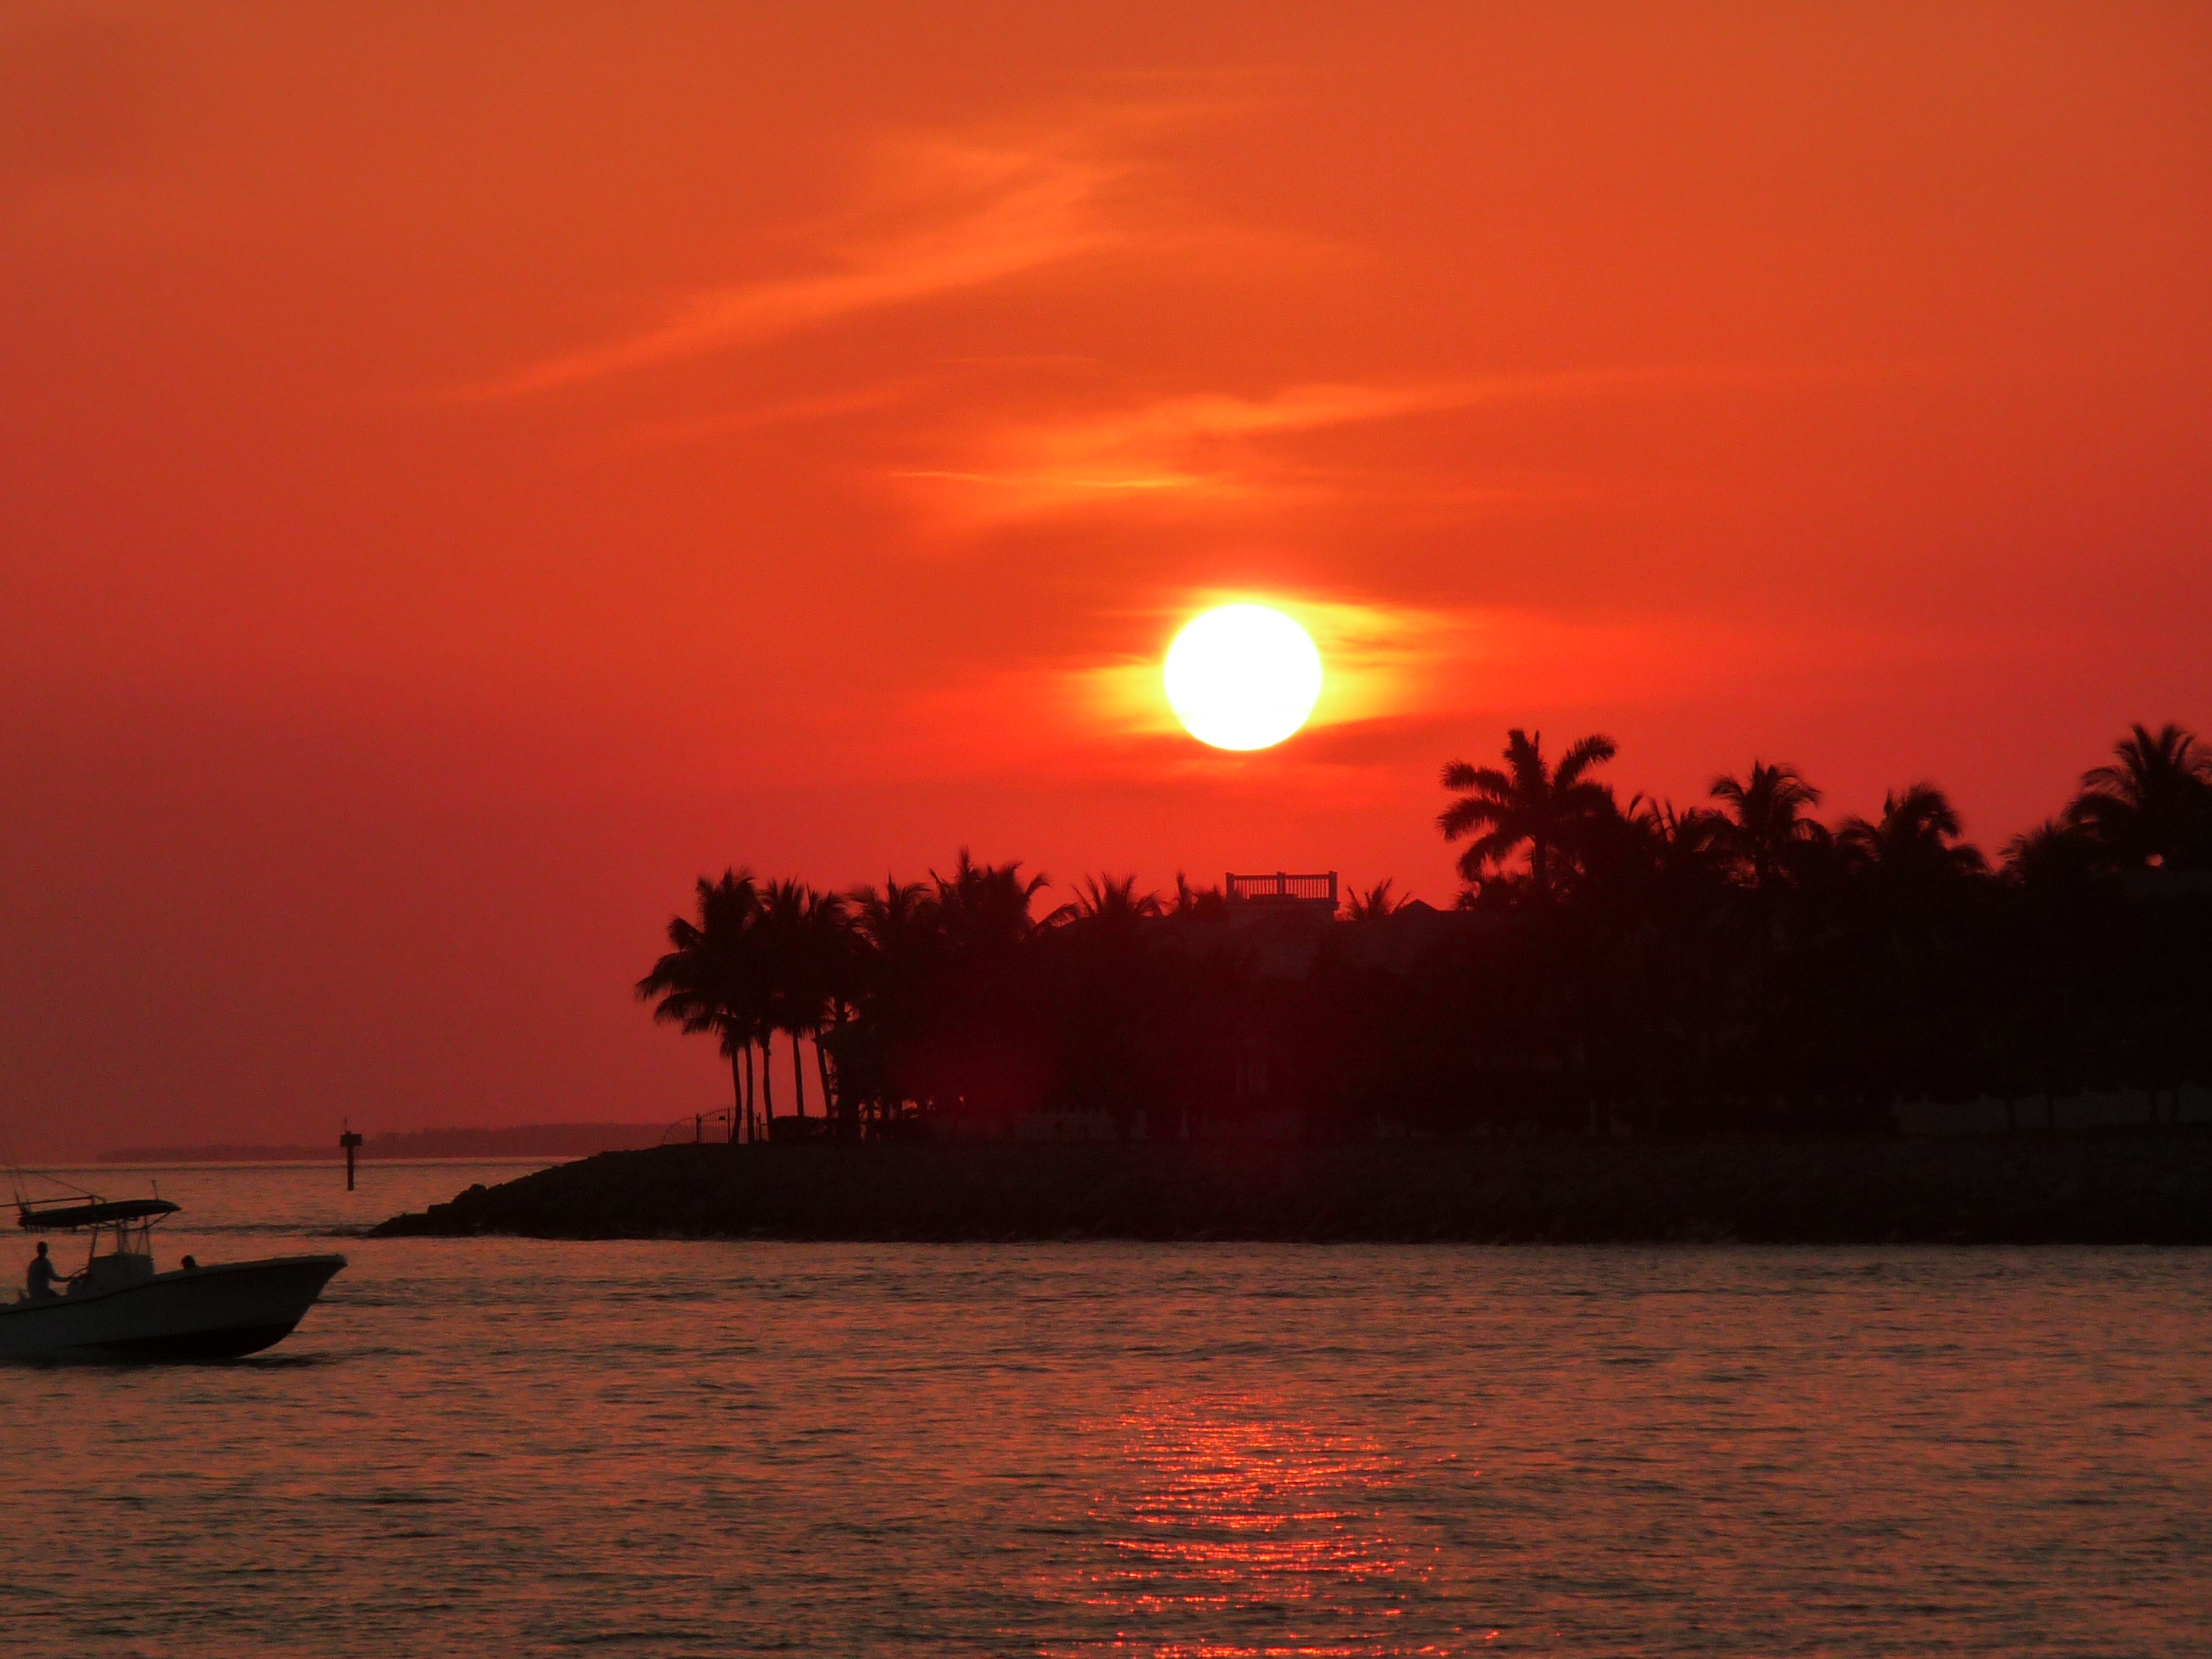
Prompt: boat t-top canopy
<box><xmin>16</xmin><ymin>1197</ymin><xmax>180</xmax><ymax>1232</ymax></box>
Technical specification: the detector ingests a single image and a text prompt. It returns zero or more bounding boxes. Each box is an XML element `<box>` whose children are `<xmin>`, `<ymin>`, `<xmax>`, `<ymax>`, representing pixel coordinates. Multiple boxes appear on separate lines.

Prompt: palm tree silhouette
<box><xmin>914</xmin><ymin>851</ymin><xmax>1051</xmax><ymax>1126</ymax></box>
<box><xmin>755</xmin><ymin>878</ymin><xmax>852</xmax><ymax>1123</ymax></box>
<box><xmin>1631</xmin><ymin>798</ymin><xmax>1730</xmax><ymax>874</ymax></box>
<box><xmin>628</xmin><ymin>717</ymin><xmax>2212</xmax><ymax>1151</ymax></box>
<box><xmin>853</xmin><ymin>876</ymin><xmax>937</xmax><ymax>950</ymax></box>
<box><xmin>2003</xmin><ymin>818</ymin><xmax>2095</xmax><ymax>886</ymax></box>
<box><xmin>932</xmin><ymin>848</ymin><xmax>1048</xmax><ymax>948</ymax></box>
<box><xmin>831</xmin><ymin>878</ymin><xmax>943</xmax><ymax>1133</ymax></box>
<box><xmin>1438</xmin><ymin>729</ymin><xmax>1618</xmax><ymax>899</ymax></box>
<box><xmin>1835</xmin><ymin>785</ymin><xmax>1988</xmax><ymax>1089</ymax></box>
<box><xmin>1169</xmin><ymin>873</ymin><xmax>1229</xmax><ymax>922</ymax></box>
<box><xmin>1709</xmin><ymin>762</ymin><xmax>1828</xmax><ymax>889</ymax></box>
<box><xmin>799</xmin><ymin>884</ymin><xmax>858</xmax><ymax>1125</ymax></box>
<box><xmin>2068</xmin><ymin>721</ymin><xmax>2212</xmax><ymax>871</ymax></box>
<box><xmin>1838</xmin><ymin>782</ymin><xmax>1988</xmax><ymax>882</ymax></box>
<box><xmin>635</xmin><ymin>869</ymin><xmax>763</xmax><ymax>1142</ymax></box>
<box><xmin>1046</xmin><ymin>874</ymin><xmax>1164</xmax><ymax>932</ymax></box>
<box><xmin>1345</xmin><ymin>878</ymin><xmax>1409</xmax><ymax>921</ymax></box>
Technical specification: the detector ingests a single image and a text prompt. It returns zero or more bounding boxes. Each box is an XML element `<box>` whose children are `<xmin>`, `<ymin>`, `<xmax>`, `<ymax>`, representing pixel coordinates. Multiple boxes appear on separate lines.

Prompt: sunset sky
<box><xmin>5</xmin><ymin>4</ymin><xmax>2208</xmax><ymax>1156</ymax></box>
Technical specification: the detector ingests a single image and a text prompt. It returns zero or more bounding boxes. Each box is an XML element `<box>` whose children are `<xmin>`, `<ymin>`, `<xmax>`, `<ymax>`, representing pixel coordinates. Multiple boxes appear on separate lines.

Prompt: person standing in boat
<box><xmin>26</xmin><ymin>1240</ymin><xmax>69</xmax><ymax>1299</ymax></box>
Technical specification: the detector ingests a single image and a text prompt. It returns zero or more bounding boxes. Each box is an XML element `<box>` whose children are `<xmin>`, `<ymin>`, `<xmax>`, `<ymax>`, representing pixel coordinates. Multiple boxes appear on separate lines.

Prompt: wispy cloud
<box><xmin>896</xmin><ymin>367</ymin><xmax>1732</xmax><ymax>522</ymax></box>
<box><xmin>591</xmin><ymin>374</ymin><xmax>940</xmax><ymax>456</ymax></box>
<box><xmin>475</xmin><ymin>136</ymin><xmax>1130</xmax><ymax>397</ymax></box>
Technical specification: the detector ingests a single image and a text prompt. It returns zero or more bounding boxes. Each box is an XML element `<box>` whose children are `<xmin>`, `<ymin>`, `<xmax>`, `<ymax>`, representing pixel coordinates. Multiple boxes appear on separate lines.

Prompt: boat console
<box><xmin>76</xmin><ymin>1249</ymin><xmax>157</xmax><ymax>1295</ymax></box>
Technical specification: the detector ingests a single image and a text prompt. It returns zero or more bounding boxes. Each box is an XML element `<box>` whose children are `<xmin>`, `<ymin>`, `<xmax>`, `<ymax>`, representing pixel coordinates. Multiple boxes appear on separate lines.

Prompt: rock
<box><xmin>366</xmin><ymin>1135</ymin><xmax>2212</xmax><ymax>1245</ymax></box>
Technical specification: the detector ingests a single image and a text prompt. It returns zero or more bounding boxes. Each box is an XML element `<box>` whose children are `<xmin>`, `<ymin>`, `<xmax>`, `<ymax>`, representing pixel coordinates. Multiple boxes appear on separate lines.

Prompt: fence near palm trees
<box><xmin>1226</xmin><ymin>871</ymin><xmax>1338</xmax><ymax>905</ymax></box>
<box><xmin>660</xmin><ymin>1109</ymin><xmax>739</xmax><ymax>1146</ymax></box>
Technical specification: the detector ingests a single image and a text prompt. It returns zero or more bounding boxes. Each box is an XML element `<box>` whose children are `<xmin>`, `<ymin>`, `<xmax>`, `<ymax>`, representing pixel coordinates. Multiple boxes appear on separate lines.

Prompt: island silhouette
<box><xmin>378</xmin><ymin>721</ymin><xmax>2212</xmax><ymax>1244</ymax></box>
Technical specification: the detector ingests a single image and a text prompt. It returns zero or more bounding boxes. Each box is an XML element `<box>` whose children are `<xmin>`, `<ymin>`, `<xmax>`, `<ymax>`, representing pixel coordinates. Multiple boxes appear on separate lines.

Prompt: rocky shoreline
<box><xmin>369</xmin><ymin>1134</ymin><xmax>2212</xmax><ymax>1244</ymax></box>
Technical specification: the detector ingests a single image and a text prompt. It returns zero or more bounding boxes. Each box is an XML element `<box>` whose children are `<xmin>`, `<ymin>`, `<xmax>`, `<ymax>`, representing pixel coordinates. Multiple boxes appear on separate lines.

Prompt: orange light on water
<box><xmin>1050</xmin><ymin>1406</ymin><xmax>1430</xmax><ymax>1658</ymax></box>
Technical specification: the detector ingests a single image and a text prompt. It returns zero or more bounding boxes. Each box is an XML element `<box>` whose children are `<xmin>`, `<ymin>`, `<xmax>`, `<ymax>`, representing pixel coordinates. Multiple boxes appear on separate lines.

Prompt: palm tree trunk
<box><xmin>730</xmin><ymin>1052</ymin><xmax>745</xmax><ymax>1144</ymax></box>
<box><xmin>743</xmin><ymin>1042</ymin><xmax>756</xmax><ymax>1142</ymax></box>
<box><xmin>760</xmin><ymin>1035</ymin><xmax>776</xmax><ymax>1126</ymax></box>
<box><xmin>793</xmin><ymin>1033</ymin><xmax>806</xmax><ymax>1118</ymax></box>
<box><xmin>817</xmin><ymin>1038</ymin><xmax>835</xmax><ymax>1129</ymax></box>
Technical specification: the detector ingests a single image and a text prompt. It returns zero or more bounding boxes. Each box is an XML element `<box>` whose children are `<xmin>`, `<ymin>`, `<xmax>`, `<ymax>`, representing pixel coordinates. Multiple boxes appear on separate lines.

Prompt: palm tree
<box><xmin>755</xmin><ymin>878</ymin><xmax>852</xmax><ymax>1123</ymax></box>
<box><xmin>800</xmin><ymin>886</ymin><xmax>858</xmax><ymax>1126</ymax></box>
<box><xmin>1630</xmin><ymin>798</ymin><xmax>1730</xmax><ymax>875</ymax></box>
<box><xmin>1834</xmin><ymin>784</ymin><xmax>1988</xmax><ymax>1102</ymax></box>
<box><xmin>839</xmin><ymin>878</ymin><xmax>940</xmax><ymax>1130</ymax></box>
<box><xmin>1838</xmin><ymin>782</ymin><xmax>1987</xmax><ymax>883</ymax></box>
<box><xmin>1709</xmin><ymin>761</ymin><xmax>1828</xmax><ymax>889</ymax></box>
<box><xmin>1608</xmin><ymin>797</ymin><xmax>1735</xmax><ymax>1127</ymax></box>
<box><xmin>852</xmin><ymin>876</ymin><xmax>938</xmax><ymax>955</ymax></box>
<box><xmin>932</xmin><ymin>848</ymin><xmax>1048</xmax><ymax>948</ymax></box>
<box><xmin>1169</xmin><ymin>873</ymin><xmax>1229</xmax><ymax>922</ymax></box>
<box><xmin>932</xmin><ymin>851</ymin><xmax>1050</xmax><ymax>1124</ymax></box>
<box><xmin>1345</xmin><ymin>878</ymin><xmax>1409</xmax><ymax>921</ymax></box>
<box><xmin>1438</xmin><ymin>729</ymin><xmax>1618</xmax><ymax>899</ymax></box>
<box><xmin>2067</xmin><ymin>721</ymin><xmax>2212</xmax><ymax>871</ymax></box>
<box><xmin>2004</xmin><ymin>817</ymin><xmax>2098</xmax><ymax>887</ymax></box>
<box><xmin>1565</xmin><ymin>795</ymin><xmax>1733</xmax><ymax>913</ymax></box>
<box><xmin>1046</xmin><ymin>873</ymin><xmax>1164</xmax><ymax>932</ymax></box>
<box><xmin>635</xmin><ymin>869</ymin><xmax>763</xmax><ymax>1142</ymax></box>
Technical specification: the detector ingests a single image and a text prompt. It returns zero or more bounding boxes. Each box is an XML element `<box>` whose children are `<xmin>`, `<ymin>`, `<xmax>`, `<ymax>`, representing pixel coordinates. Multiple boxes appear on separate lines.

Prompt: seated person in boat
<box><xmin>26</xmin><ymin>1240</ymin><xmax>70</xmax><ymax>1300</ymax></box>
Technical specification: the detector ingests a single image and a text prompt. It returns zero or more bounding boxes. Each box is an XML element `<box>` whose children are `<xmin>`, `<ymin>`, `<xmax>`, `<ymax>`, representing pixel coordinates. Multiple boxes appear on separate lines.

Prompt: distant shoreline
<box><xmin>372</xmin><ymin>1135</ymin><xmax>2212</xmax><ymax>1245</ymax></box>
<box><xmin>98</xmin><ymin>1123</ymin><xmax>669</xmax><ymax>1165</ymax></box>
<box><xmin>78</xmin><ymin>1155</ymin><xmax>577</xmax><ymax>1170</ymax></box>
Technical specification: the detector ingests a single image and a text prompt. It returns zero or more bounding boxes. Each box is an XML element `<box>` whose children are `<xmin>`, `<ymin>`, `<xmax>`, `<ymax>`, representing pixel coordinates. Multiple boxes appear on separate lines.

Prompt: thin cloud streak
<box><xmin>594</xmin><ymin>375</ymin><xmax>940</xmax><ymax>456</ymax></box>
<box><xmin>898</xmin><ymin>366</ymin><xmax>1763</xmax><ymax>521</ymax></box>
<box><xmin>473</xmin><ymin>138</ymin><xmax>1129</xmax><ymax>397</ymax></box>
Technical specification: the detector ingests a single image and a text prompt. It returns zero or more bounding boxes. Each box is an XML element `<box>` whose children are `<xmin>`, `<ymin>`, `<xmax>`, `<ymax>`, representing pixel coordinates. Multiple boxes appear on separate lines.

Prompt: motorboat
<box><xmin>2</xmin><ymin>1192</ymin><xmax>345</xmax><ymax>1362</ymax></box>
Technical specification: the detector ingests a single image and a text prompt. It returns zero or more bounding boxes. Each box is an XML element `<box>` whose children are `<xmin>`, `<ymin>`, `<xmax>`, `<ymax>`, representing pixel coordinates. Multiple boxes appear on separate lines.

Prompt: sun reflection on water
<box><xmin>1045</xmin><ymin>1401</ymin><xmax>1472</xmax><ymax>1658</ymax></box>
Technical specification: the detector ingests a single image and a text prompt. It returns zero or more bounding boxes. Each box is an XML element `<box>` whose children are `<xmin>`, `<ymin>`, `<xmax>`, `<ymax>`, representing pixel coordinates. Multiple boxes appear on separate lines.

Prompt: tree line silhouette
<box><xmin>639</xmin><ymin>722</ymin><xmax>2212</xmax><ymax>1139</ymax></box>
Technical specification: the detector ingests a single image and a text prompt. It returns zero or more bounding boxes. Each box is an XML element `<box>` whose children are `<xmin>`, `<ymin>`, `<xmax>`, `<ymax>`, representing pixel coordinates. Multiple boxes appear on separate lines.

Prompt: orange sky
<box><xmin>4</xmin><ymin>4</ymin><xmax>2208</xmax><ymax>1156</ymax></box>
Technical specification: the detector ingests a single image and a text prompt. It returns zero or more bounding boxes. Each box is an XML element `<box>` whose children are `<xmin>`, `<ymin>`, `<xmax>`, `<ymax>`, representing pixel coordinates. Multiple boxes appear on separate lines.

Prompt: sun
<box><xmin>1163</xmin><ymin>603</ymin><xmax>1323</xmax><ymax>750</ymax></box>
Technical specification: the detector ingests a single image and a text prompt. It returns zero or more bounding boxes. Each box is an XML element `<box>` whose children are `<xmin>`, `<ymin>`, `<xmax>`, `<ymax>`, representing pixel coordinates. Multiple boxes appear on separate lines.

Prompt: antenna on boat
<box><xmin>4</xmin><ymin>1128</ymin><xmax>28</xmax><ymax>1210</ymax></box>
<box><xmin>3</xmin><ymin>1148</ymin><xmax>95</xmax><ymax>1211</ymax></box>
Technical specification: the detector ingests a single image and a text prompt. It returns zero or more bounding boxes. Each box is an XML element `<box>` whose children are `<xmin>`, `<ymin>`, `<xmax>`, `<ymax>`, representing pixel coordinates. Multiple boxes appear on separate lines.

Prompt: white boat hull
<box><xmin>0</xmin><ymin>1254</ymin><xmax>346</xmax><ymax>1362</ymax></box>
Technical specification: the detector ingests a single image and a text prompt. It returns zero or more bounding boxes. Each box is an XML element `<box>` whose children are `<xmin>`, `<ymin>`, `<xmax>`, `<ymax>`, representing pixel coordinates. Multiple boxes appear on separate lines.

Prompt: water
<box><xmin>5</xmin><ymin>1163</ymin><xmax>2210</xmax><ymax>1657</ymax></box>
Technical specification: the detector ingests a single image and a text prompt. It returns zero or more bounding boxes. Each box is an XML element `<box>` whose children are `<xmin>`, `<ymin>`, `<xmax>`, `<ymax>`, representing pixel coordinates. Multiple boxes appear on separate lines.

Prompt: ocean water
<box><xmin>4</xmin><ymin>1161</ymin><xmax>2210</xmax><ymax>1658</ymax></box>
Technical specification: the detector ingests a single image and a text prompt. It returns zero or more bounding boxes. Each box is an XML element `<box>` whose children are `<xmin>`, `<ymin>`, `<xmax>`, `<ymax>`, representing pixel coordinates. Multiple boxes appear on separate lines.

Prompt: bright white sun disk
<box><xmin>1164</xmin><ymin>604</ymin><xmax>1323</xmax><ymax>750</ymax></box>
